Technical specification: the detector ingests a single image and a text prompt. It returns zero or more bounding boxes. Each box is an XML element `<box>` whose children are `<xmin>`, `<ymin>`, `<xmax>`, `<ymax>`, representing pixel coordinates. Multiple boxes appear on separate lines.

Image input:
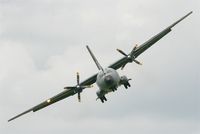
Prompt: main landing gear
<box><xmin>120</xmin><ymin>76</ymin><xmax>132</xmax><ymax>89</ymax></box>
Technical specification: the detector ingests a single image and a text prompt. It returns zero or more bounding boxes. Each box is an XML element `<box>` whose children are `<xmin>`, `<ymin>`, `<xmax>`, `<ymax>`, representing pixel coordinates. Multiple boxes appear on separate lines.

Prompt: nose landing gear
<box><xmin>96</xmin><ymin>91</ymin><xmax>108</xmax><ymax>103</ymax></box>
<box><xmin>99</xmin><ymin>96</ymin><xmax>107</xmax><ymax>103</ymax></box>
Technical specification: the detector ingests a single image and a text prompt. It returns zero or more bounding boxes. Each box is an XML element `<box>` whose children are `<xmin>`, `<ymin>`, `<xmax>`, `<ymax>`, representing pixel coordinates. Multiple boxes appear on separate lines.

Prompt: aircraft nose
<box><xmin>104</xmin><ymin>75</ymin><xmax>114</xmax><ymax>85</ymax></box>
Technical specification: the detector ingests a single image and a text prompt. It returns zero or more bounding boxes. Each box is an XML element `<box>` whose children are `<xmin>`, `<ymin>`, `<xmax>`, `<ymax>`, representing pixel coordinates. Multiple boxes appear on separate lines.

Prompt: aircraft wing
<box><xmin>109</xmin><ymin>11</ymin><xmax>192</xmax><ymax>70</ymax></box>
<box><xmin>8</xmin><ymin>74</ymin><xmax>97</xmax><ymax>122</ymax></box>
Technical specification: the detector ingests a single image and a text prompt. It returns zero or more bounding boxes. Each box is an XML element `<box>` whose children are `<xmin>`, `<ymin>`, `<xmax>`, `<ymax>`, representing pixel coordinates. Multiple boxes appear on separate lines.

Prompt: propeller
<box><xmin>117</xmin><ymin>44</ymin><xmax>142</xmax><ymax>70</ymax></box>
<box><xmin>64</xmin><ymin>72</ymin><xmax>93</xmax><ymax>102</ymax></box>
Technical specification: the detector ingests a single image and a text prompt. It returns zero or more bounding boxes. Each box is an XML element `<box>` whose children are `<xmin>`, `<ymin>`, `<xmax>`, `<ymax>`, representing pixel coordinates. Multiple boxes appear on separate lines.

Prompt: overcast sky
<box><xmin>0</xmin><ymin>0</ymin><xmax>199</xmax><ymax>134</ymax></box>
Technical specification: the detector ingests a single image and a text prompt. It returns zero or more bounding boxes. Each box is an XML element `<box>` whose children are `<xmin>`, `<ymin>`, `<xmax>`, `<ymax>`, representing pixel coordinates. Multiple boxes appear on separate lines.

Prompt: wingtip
<box><xmin>8</xmin><ymin>118</ymin><xmax>15</xmax><ymax>122</ymax></box>
<box><xmin>7</xmin><ymin>108</ymin><xmax>33</xmax><ymax>122</ymax></box>
<box><xmin>187</xmin><ymin>11</ymin><xmax>193</xmax><ymax>16</ymax></box>
<box><xmin>168</xmin><ymin>11</ymin><xmax>193</xmax><ymax>29</ymax></box>
<box><xmin>8</xmin><ymin>116</ymin><xmax>17</xmax><ymax>122</ymax></box>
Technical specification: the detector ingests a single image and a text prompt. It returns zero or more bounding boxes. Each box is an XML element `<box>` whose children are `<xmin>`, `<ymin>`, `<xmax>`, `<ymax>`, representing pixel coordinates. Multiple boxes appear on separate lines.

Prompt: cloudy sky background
<box><xmin>0</xmin><ymin>0</ymin><xmax>199</xmax><ymax>134</ymax></box>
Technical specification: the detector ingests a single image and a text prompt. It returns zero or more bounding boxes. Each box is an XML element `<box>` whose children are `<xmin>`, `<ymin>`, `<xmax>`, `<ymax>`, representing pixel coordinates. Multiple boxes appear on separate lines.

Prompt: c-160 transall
<box><xmin>8</xmin><ymin>11</ymin><xmax>192</xmax><ymax>122</ymax></box>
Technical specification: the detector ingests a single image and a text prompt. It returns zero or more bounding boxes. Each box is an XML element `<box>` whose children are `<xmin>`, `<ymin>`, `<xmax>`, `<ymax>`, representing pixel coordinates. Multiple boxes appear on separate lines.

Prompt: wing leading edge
<box><xmin>8</xmin><ymin>11</ymin><xmax>192</xmax><ymax>122</ymax></box>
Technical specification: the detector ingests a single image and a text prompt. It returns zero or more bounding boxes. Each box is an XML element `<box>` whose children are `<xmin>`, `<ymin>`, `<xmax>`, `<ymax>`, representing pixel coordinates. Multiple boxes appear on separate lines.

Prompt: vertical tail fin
<box><xmin>86</xmin><ymin>45</ymin><xmax>104</xmax><ymax>71</ymax></box>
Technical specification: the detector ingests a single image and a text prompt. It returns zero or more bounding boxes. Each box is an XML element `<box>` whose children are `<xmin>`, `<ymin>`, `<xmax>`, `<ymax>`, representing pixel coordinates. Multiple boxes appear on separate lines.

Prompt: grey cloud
<box><xmin>0</xmin><ymin>0</ymin><xmax>199</xmax><ymax>134</ymax></box>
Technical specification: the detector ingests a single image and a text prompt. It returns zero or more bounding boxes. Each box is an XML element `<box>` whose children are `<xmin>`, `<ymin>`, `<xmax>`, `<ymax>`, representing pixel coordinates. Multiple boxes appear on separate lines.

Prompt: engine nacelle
<box><xmin>120</xmin><ymin>75</ymin><xmax>131</xmax><ymax>89</ymax></box>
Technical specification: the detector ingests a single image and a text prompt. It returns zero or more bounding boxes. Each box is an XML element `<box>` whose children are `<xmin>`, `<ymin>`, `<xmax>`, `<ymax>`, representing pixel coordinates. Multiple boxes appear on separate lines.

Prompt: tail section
<box><xmin>86</xmin><ymin>45</ymin><xmax>104</xmax><ymax>71</ymax></box>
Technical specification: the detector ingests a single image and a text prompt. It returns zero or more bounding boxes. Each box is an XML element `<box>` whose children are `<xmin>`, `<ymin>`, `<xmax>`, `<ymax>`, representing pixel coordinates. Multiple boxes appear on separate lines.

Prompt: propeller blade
<box><xmin>133</xmin><ymin>44</ymin><xmax>138</xmax><ymax>51</ymax></box>
<box><xmin>121</xmin><ymin>63</ymin><xmax>126</xmax><ymax>70</ymax></box>
<box><xmin>77</xmin><ymin>72</ymin><xmax>80</xmax><ymax>85</ymax></box>
<box><xmin>116</xmin><ymin>49</ymin><xmax>128</xmax><ymax>56</ymax></box>
<box><xmin>78</xmin><ymin>93</ymin><xmax>81</xmax><ymax>102</ymax></box>
<box><xmin>64</xmin><ymin>86</ymin><xmax>76</xmax><ymax>90</ymax></box>
<box><xmin>133</xmin><ymin>59</ymin><xmax>142</xmax><ymax>65</ymax></box>
<box><xmin>82</xmin><ymin>85</ymin><xmax>93</xmax><ymax>88</ymax></box>
<box><xmin>131</xmin><ymin>44</ymin><xmax>138</xmax><ymax>54</ymax></box>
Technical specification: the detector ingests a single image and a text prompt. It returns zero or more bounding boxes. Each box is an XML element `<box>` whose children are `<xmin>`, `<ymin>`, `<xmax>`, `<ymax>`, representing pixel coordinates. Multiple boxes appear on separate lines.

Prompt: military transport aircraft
<box><xmin>8</xmin><ymin>11</ymin><xmax>192</xmax><ymax>122</ymax></box>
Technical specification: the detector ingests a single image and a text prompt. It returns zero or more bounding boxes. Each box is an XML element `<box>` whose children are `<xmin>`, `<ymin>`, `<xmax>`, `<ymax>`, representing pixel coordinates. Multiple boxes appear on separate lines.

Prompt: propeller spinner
<box><xmin>64</xmin><ymin>72</ymin><xmax>92</xmax><ymax>102</ymax></box>
<box><xmin>117</xmin><ymin>44</ymin><xmax>142</xmax><ymax>70</ymax></box>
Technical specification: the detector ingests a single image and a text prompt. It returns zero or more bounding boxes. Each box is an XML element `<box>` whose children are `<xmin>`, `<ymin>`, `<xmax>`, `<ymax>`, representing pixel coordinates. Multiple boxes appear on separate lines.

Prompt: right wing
<box><xmin>8</xmin><ymin>73</ymin><xmax>97</xmax><ymax>122</ymax></box>
<box><xmin>133</xmin><ymin>11</ymin><xmax>193</xmax><ymax>58</ymax></box>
